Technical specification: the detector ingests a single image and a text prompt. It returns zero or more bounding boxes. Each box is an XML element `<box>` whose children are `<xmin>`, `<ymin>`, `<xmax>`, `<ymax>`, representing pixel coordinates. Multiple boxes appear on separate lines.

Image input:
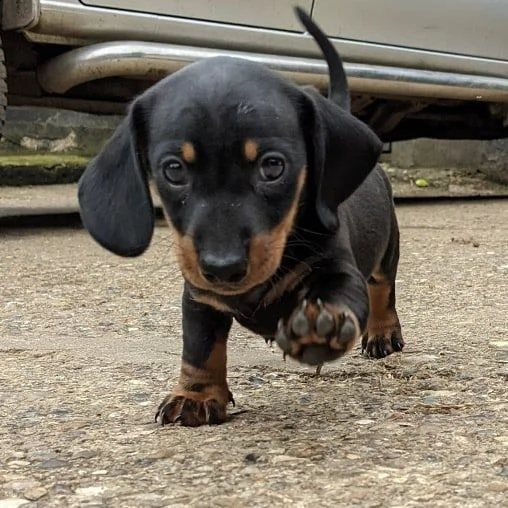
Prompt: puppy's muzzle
<box><xmin>199</xmin><ymin>251</ymin><xmax>249</xmax><ymax>285</ymax></box>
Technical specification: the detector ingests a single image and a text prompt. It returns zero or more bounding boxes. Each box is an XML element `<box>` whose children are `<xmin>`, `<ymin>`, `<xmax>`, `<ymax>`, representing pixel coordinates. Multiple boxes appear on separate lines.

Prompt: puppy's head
<box><xmin>78</xmin><ymin>10</ymin><xmax>382</xmax><ymax>295</ymax></box>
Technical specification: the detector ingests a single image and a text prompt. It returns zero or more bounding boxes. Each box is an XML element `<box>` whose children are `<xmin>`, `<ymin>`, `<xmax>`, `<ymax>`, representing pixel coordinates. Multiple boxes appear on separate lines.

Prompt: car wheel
<box><xmin>0</xmin><ymin>34</ymin><xmax>6</xmax><ymax>137</ymax></box>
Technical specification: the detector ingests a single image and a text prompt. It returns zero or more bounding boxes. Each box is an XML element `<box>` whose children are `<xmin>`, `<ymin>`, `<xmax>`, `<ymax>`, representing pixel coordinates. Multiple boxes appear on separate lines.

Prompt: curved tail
<box><xmin>294</xmin><ymin>6</ymin><xmax>351</xmax><ymax>111</ymax></box>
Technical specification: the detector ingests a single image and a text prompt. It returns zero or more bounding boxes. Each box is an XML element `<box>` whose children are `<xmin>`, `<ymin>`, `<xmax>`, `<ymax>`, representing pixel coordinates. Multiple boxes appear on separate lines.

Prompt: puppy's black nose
<box><xmin>200</xmin><ymin>254</ymin><xmax>248</xmax><ymax>284</ymax></box>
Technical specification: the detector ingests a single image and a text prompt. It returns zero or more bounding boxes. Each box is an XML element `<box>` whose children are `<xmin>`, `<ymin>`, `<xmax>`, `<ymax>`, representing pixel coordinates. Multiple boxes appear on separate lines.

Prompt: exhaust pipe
<box><xmin>38</xmin><ymin>40</ymin><xmax>508</xmax><ymax>102</ymax></box>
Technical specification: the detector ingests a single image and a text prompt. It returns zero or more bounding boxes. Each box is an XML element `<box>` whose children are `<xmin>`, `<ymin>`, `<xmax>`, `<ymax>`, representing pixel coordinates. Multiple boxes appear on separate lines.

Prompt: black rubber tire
<box><xmin>0</xmin><ymin>33</ymin><xmax>6</xmax><ymax>138</ymax></box>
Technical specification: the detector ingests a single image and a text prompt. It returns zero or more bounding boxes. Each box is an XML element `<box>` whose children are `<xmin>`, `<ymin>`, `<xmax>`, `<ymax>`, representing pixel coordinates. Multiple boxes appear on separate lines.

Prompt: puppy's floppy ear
<box><xmin>301</xmin><ymin>89</ymin><xmax>383</xmax><ymax>230</ymax></box>
<box><xmin>78</xmin><ymin>99</ymin><xmax>154</xmax><ymax>257</ymax></box>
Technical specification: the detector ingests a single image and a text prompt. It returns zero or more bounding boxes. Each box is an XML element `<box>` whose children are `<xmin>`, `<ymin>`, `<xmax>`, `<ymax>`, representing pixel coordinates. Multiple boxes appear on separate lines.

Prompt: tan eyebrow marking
<box><xmin>243</xmin><ymin>139</ymin><xmax>259</xmax><ymax>162</ymax></box>
<box><xmin>181</xmin><ymin>142</ymin><xmax>197</xmax><ymax>164</ymax></box>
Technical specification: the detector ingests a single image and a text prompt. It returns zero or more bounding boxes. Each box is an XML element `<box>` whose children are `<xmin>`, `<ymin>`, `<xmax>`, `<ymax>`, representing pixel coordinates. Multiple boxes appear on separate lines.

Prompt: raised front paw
<box><xmin>275</xmin><ymin>298</ymin><xmax>360</xmax><ymax>366</ymax></box>
<box><xmin>155</xmin><ymin>385</ymin><xmax>234</xmax><ymax>427</ymax></box>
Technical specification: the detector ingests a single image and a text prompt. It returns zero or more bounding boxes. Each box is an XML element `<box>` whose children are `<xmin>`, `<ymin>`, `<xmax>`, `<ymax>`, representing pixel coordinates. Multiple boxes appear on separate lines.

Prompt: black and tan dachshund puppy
<box><xmin>78</xmin><ymin>8</ymin><xmax>404</xmax><ymax>427</ymax></box>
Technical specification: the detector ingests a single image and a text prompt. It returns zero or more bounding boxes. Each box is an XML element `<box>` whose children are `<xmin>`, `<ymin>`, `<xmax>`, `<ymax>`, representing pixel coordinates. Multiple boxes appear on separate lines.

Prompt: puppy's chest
<box><xmin>229</xmin><ymin>256</ymin><xmax>322</xmax><ymax>337</ymax></box>
<box><xmin>232</xmin><ymin>290</ymin><xmax>302</xmax><ymax>339</ymax></box>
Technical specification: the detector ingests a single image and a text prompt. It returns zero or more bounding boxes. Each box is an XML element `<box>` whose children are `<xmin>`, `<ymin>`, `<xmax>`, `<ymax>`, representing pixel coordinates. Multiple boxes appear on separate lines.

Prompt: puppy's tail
<box><xmin>294</xmin><ymin>6</ymin><xmax>350</xmax><ymax>111</ymax></box>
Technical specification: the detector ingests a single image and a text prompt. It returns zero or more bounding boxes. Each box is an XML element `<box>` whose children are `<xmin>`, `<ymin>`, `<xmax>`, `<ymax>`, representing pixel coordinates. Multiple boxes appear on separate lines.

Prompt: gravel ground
<box><xmin>1</xmin><ymin>199</ymin><xmax>507</xmax><ymax>507</ymax></box>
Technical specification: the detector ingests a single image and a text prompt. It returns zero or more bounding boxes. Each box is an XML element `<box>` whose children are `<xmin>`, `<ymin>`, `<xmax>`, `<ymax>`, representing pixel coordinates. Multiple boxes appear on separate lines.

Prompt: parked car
<box><xmin>1</xmin><ymin>0</ymin><xmax>507</xmax><ymax>141</ymax></box>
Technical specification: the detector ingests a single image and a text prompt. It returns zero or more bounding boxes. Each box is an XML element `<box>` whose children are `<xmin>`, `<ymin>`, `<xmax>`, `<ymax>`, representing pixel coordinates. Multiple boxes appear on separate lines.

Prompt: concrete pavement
<box><xmin>1</xmin><ymin>196</ymin><xmax>507</xmax><ymax>507</ymax></box>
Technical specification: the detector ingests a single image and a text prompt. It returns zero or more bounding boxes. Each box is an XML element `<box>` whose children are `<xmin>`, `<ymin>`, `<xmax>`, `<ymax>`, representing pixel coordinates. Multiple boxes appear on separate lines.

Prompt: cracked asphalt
<box><xmin>1</xmin><ymin>197</ymin><xmax>507</xmax><ymax>507</ymax></box>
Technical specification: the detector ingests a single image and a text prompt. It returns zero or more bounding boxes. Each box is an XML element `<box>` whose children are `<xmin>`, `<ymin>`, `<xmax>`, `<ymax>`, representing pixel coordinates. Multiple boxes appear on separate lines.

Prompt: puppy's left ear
<box><xmin>301</xmin><ymin>89</ymin><xmax>383</xmax><ymax>230</ymax></box>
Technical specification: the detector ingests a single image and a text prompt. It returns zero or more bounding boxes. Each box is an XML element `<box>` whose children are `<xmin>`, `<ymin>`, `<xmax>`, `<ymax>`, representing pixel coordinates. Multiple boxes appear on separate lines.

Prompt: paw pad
<box><xmin>275</xmin><ymin>298</ymin><xmax>360</xmax><ymax>366</ymax></box>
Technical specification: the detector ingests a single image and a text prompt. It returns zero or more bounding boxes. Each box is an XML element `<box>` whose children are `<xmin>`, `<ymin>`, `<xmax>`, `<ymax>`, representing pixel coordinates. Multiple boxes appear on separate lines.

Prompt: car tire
<box><xmin>0</xmin><ymin>34</ymin><xmax>6</xmax><ymax>137</ymax></box>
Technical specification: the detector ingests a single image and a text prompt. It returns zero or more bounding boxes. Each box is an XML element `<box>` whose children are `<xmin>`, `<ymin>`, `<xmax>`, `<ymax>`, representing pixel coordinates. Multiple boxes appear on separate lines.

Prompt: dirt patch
<box><xmin>384</xmin><ymin>164</ymin><xmax>508</xmax><ymax>198</ymax></box>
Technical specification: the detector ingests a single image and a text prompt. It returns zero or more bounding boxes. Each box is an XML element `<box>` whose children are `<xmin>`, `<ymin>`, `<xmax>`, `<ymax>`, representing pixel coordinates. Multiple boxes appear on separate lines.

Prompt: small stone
<box><xmin>130</xmin><ymin>494</ymin><xmax>164</xmax><ymax>503</ymax></box>
<box><xmin>271</xmin><ymin>455</ymin><xmax>305</xmax><ymax>465</ymax></box>
<box><xmin>75</xmin><ymin>486</ymin><xmax>105</xmax><ymax>497</ymax></box>
<box><xmin>23</xmin><ymin>487</ymin><xmax>48</xmax><ymax>501</ymax></box>
<box><xmin>196</xmin><ymin>465</ymin><xmax>214</xmax><ymax>473</ymax></box>
<box><xmin>74</xmin><ymin>450</ymin><xmax>98</xmax><ymax>459</ymax></box>
<box><xmin>292</xmin><ymin>446</ymin><xmax>324</xmax><ymax>459</ymax></box>
<box><xmin>490</xmin><ymin>341</ymin><xmax>508</xmax><ymax>350</ymax></box>
<box><xmin>247</xmin><ymin>376</ymin><xmax>265</xmax><ymax>387</ymax></box>
<box><xmin>7</xmin><ymin>461</ymin><xmax>30</xmax><ymax>468</ymax></box>
<box><xmin>0</xmin><ymin>500</ymin><xmax>30</xmax><ymax>508</ymax></box>
<box><xmin>202</xmin><ymin>436</ymin><xmax>223</xmax><ymax>444</ymax></box>
<box><xmin>90</xmin><ymin>470</ymin><xmax>108</xmax><ymax>476</ymax></box>
<box><xmin>52</xmin><ymin>483</ymin><xmax>73</xmax><ymax>495</ymax></box>
<box><xmin>3</xmin><ymin>480</ymin><xmax>39</xmax><ymax>491</ymax></box>
<box><xmin>131</xmin><ymin>392</ymin><xmax>149</xmax><ymax>402</ymax></box>
<box><xmin>51</xmin><ymin>408</ymin><xmax>71</xmax><ymax>417</ymax></box>
<box><xmin>9</xmin><ymin>452</ymin><xmax>26</xmax><ymax>460</ymax></box>
<box><xmin>356</xmin><ymin>419</ymin><xmax>375</xmax><ymax>425</ymax></box>
<box><xmin>487</xmin><ymin>481</ymin><xmax>507</xmax><ymax>493</ymax></box>
<box><xmin>38</xmin><ymin>459</ymin><xmax>68</xmax><ymax>469</ymax></box>
<box><xmin>425</xmin><ymin>390</ymin><xmax>457</xmax><ymax>398</ymax></box>
<box><xmin>27</xmin><ymin>450</ymin><xmax>57</xmax><ymax>461</ymax></box>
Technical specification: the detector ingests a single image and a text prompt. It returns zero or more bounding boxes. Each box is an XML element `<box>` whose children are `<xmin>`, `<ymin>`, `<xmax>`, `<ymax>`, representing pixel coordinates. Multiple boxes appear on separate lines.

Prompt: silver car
<box><xmin>1</xmin><ymin>0</ymin><xmax>507</xmax><ymax>141</ymax></box>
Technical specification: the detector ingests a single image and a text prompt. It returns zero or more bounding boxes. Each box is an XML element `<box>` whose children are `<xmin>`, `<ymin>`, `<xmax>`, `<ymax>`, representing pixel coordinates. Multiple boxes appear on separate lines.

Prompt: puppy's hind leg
<box><xmin>362</xmin><ymin>212</ymin><xmax>404</xmax><ymax>358</ymax></box>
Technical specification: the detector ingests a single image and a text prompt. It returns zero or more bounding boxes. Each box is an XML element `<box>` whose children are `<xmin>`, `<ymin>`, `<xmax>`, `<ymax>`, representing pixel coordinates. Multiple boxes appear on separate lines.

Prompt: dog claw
<box><xmin>316</xmin><ymin>307</ymin><xmax>335</xmax><ymax>336</ymax></box>
<box><xmin>392</xmin><ymin>337</ymin><xmax>404</xmax><ymax>352</ymax></box>
<box><xmin>315</xmin><ymin>364</ymin><xmax>323</xmax><ymax>376</ymax></box>
<box><xmin>265</xmin><ymin>337</ymin><xmax>275</xmax><ymax>347</ymax></box>
<box><xmin>361</xmin><ymin>331</ymin><xmax>405</xmax><ymax>359</ymax></box>
<box><xmin>291</xmin><ymin>309</ymin><xmax>310</xmax><ymax>336</ymax></box>
<box><xmin>275</xmin><ymin>320</ymin><xmax>292</xmax><ymax>354</ymax></box>
<box><xmin>338</xmin><ymin>316</ymin><xmax>357</xmax><ymax>344</ymax></box>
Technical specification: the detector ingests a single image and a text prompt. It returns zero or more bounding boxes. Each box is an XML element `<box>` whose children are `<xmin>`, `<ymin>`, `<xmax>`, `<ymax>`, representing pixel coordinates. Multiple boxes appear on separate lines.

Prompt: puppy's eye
<box><xmin>259</xmin><ymin>153</ymin><xmax>286</xmax><ymax>181</ymax></box>
<box><xmin>162</xmin><ymin>157</ymin><xmax>188</xmax><ymax>186</ymax></box>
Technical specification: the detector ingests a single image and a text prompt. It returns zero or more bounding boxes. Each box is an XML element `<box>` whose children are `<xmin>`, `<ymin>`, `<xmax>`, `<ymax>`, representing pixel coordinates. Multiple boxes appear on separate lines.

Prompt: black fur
<box><xmin>78</xmin><ymin>7</ymin><xmax>403</xmax><ymax>426</ymax></box>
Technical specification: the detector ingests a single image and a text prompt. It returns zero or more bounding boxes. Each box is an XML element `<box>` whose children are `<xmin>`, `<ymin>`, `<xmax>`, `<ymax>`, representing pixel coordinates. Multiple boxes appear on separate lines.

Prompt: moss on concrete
<box><xmin>0</xmin><ymin>154</ymin><xmax>90</xmax><ymax>186</ymax></box>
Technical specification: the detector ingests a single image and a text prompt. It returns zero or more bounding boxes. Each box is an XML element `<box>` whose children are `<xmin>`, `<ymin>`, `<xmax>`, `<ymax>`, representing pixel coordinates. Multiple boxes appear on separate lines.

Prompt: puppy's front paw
<box><xmin>275</xmin><ymin>299</ymin><xmax>360</xmax><ymax>366</ymax></box>
<box><xmin>155</xmin><ymin>385</ymin><xmax>234</xmax><ymax>427</ymax></box>
<box><xmin>362</xmin><ymin>325</ymin><xmax>404</xmax><ymax>359</ymax></box>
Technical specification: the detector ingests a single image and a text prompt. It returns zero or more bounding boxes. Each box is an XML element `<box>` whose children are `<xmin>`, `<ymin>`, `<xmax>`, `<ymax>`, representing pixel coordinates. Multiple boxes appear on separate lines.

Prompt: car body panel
<box><xmin>314</xmin><ymin>0</ymin><xmax>508</xmax><ymax>61</ymax></box>
<box><xmin>80</xmin><ymin>0</ymin><xmax>313</xmax><ymax>31</ymax></box>
<box><xmin>19</xmin><ymin>0</ymin><xmax>508</xmax><ymax>80</ymax></box>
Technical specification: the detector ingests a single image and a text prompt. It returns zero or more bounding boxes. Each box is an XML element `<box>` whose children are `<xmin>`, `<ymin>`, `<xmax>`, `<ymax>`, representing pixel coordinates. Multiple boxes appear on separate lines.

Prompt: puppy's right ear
<box><xmin>78</xmin><ymin>100</ymin><xmax>154</xmax><ymax>257</ymax></box>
